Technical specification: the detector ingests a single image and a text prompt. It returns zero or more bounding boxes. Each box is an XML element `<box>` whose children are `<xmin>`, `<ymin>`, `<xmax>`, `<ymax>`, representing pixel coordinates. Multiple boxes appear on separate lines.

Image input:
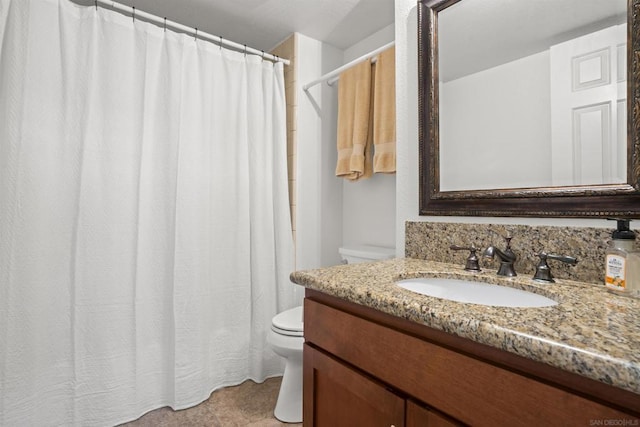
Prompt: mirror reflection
<box><xmin>438</xmin><ymin>0</ymin><xmax>627</xmax><ymax>192</ymax></box>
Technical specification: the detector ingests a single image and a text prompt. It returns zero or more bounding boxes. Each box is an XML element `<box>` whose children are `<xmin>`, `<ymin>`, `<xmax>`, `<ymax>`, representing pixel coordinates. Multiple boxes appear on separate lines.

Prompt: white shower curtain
<box><xmin>0</xmin><ymin>0</ymin><xmax>299</xmax><ymax>425</ymax></box>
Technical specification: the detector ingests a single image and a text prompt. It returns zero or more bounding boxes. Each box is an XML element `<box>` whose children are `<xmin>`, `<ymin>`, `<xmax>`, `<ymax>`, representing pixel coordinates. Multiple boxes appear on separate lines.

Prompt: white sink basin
<box><xmin>396</xmin><ymin>277</ymin><xmax>557</xmax><ymax>308</ymax></box>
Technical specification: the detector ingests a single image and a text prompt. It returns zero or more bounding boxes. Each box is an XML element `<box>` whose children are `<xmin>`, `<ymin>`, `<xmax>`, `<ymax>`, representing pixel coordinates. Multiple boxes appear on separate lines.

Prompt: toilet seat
<box><xmin>271</xmin><ymin>325</ymin><xmax>303</xmax><ymax>337</ymax></box>
<box><xmin>271</xmin><ymin>306</ymin><xmax>303</xmax><ymax>337</ymax></box>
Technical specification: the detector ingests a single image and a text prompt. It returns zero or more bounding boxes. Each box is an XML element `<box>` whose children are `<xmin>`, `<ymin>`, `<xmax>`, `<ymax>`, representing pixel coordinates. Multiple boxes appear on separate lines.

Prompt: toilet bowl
<box><xmin>269</xmin><ymin>244</ymin><xmax>395</xmax><ymax>423</ymax></box>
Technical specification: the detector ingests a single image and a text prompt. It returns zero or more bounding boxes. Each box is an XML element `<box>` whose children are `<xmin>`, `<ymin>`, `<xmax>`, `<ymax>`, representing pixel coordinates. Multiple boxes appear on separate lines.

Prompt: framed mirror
<box><xmin>418</xmin><ymin>0</ymin><xmax>640</xmax><ymax>217</ymax></box>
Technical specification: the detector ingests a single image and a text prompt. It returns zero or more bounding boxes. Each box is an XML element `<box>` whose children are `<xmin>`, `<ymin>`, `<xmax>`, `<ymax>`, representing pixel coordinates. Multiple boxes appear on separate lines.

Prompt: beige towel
<box><xmin>373</xmin><ymin>46</ymin><xmax>396</xmax><ymax>174</ymax></box>
<box><xmin>335</xmin><ymin>59</ymin><xmax>373</xmax><ymax>180</ymax></box>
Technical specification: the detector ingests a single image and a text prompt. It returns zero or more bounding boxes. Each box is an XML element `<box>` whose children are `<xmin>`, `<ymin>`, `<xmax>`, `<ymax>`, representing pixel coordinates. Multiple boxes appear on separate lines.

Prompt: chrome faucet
<box><xmin>532</xmin><ymin>252</ymin><xmax>578</xmax><ymax>283</ymax></box>
<box><xmin>483</xmin><ymin>236</ymin><xmax>517</xmax><ymax>277</ymax></box>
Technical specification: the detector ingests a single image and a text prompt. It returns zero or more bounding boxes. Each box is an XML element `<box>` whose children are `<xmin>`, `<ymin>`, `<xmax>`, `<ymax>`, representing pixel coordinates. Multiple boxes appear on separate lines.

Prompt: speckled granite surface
<box><xmin>405</xmin><ymin>222</ymin><xmax>640</xmax><ymax>285</ymax></box>
<box><xmin>290</xmin><ymin>258</ymin><xmax>640</xmax><ymax>395</ymax></box>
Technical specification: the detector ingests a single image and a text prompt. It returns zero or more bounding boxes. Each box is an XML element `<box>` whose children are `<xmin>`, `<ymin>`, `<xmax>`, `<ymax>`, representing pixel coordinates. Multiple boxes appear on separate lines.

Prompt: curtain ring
<box><xmin>261</xmin><ymin>50</ymin><xmax>265</xmax><ymax>62</ymax></box>
<box><xmin>95</xmin><ymin>0</ymin><xmax>98</xmax><ymax>11</ymax></box>
<box><xmin>243</xmin><ymin>44</ymin><xmax>247</xmax><ymax>57</ymax></box>
<box><xmin>132</xmin><ymin>6</ymin><xmax>135</xmax><ymax>22</ymax></box>
<box><xmin>164</xmin><ymin>17</ymin><xmax>167</xmax><ymax>32</ymax></box>
<box><xmin>194</xmin><ymin>28</ymin><xmax>198</xmax><ymax>41</ymax></box>
<box><xmin>219</xmin><ymin>36</ymin><xmax>223</xmax><ymax>50</ymax></box>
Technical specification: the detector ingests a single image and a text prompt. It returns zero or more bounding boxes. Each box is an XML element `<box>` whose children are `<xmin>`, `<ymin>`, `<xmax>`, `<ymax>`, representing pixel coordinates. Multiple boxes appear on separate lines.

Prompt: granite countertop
<box><xmin>290</xmin><ymin>258</ymin><xmax>640</xmax><ymax>396</ymax></box>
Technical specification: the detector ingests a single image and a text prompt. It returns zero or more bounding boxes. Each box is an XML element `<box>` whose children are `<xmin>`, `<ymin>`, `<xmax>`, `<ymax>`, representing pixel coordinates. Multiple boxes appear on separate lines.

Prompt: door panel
<box><xmin>550</xmin><ymin>24</ymin><xmax>626</xmax><ymax>186</ymax></box>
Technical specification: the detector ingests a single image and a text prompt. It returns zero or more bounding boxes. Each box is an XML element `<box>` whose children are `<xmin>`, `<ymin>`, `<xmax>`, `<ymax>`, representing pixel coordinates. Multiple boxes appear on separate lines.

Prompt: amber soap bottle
<box><xmin>605</xmin><ymin>219</ymin><xmax>639</xmax><ymax>297</ymax></box>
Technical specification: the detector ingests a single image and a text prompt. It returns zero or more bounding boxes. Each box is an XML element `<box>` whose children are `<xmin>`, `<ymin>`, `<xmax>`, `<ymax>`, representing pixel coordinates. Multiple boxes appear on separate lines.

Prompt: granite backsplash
<box><xmin>405</xmin><ymin>221</ymin><xmax>640</xmax><ymax>285</ymax></box>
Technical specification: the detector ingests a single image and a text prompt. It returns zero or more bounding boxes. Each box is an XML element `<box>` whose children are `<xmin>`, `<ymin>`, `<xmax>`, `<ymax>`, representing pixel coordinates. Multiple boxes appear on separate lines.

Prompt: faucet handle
<box><xmin>450</xmin><ymin>245</ymin><xmax>481</xmax><ymax>272</ymax></box>
<box><xmin>533</xmin><ymin>252</ymin><xmax>578</xmax><ymax>283</ymax></box>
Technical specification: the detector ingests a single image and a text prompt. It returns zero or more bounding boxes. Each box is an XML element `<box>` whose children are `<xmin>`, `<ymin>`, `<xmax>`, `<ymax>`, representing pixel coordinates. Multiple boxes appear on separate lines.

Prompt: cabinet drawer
<box><xmin>304</xmin><ymin>297</ymin><xmax>634</xmax><ymax>426</ymax></box>
<box><xmin>406</xmin><ymin>400</ymin><xmax>461</xmax><ymax>427</ymax></box>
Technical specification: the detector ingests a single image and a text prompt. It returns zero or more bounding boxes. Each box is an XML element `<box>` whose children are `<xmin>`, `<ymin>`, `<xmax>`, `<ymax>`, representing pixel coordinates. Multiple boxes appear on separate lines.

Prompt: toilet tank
<box><xmin>338</xmin><ymin>244</ymin><xmax>396</xmax><ymax>264</ymax></box>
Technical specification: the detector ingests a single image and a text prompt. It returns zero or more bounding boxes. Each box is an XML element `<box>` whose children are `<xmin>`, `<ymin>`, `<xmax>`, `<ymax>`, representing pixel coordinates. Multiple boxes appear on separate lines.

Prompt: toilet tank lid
<box><xmin>338</xmin><ymin>244</ymin><xmax>396</xmax><ymax>260</ymax></box>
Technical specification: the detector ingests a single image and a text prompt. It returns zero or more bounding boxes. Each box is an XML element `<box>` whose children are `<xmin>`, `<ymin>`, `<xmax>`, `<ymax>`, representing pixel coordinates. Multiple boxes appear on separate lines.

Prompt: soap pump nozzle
<box><xmin>609</xmin><ymin>218</ymin><xmax>636</xmax><ymax>241</ymax></box>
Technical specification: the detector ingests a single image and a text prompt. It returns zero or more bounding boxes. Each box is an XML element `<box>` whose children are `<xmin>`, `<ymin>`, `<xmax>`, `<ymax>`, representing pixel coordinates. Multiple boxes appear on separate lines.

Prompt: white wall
<box><xmin>344</xmin><ymin>24</ymin><xmax>394</xmax><ymax>62</ymax></box>
<box><xmin>394</xmin><ymin>0</ymin><xmax>612</xmax><ymax>258</ymax></box>
<box><xmin>341</xmin><ymin>24</ymin><xmax>397</xmax><ymax>249</ymax></box>
<box><xmin>295</xmin><ymin>33</ymin><xmax>344</xmax><ymax>269</ymax></box>
<box><xmin>395</xmin><ymin>0</ymin><xmax>420</xmax><ymax>257</ymax></box>
<box><xmin>440</xmin><ymin>50</ymin><xmax>552</xmax><ymax>191</ymax></box>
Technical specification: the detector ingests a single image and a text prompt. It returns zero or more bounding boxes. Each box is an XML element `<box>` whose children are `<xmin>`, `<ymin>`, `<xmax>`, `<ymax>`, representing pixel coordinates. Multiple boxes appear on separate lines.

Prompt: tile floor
<box><xmin>119</xmin><ymin>377</ymin><xmax>302</xmax><ymax>427</ymax></box>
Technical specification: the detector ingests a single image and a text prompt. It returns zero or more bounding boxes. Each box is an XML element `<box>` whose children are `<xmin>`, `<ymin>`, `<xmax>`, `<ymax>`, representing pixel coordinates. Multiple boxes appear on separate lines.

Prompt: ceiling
<box><xmin>439</xmin><ymin>0</ymin><xmax>627</xmax><ymax>82</ymax></box>
<box><xmin>78</xmin><ymin>0</ymin><xmax>395</xmax><ymax>52</ymax></box>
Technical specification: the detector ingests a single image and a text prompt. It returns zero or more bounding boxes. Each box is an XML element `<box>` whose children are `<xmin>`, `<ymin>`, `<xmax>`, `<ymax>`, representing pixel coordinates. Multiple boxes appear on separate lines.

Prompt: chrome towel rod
<box><xmin>93</xmin><ymin>0</ymin><xmax>290</xmax><ymax>65</ymax></box>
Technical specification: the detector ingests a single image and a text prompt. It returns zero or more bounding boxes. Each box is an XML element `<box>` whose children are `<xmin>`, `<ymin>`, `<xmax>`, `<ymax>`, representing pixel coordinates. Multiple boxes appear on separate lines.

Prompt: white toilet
<box><xmin>268</xmin><ymin>244</ymin><xmax>395</xmax><ymax>423</ymax></box>
<box><xmin>338</xmin><ymin>244</ymin><xmax>396</xmax><ymax>264</ymax></box>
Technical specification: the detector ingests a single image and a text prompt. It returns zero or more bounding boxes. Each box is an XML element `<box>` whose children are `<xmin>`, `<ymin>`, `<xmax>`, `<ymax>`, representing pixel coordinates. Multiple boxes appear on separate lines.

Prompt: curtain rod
<box><xmin>326</xmin><ymin>55</ymin><xmax>379</xmax><ymax>87</ymax></box>
<box><xmin>93</xmin><ymin>0</ymin><xmax>290</xmax><ymax>66</ymax></box>
<box><xmin>302</xmin><ymin>41</ymin><xmax>394</xmax><ymax>91</ymax></box>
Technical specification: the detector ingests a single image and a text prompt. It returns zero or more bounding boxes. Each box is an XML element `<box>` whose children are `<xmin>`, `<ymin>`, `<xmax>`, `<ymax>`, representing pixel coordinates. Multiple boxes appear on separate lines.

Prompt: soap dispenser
<box><xmin>605</xmin><ymin>219</ymin><xmax>639</xmax><ymax>297</ymax></box>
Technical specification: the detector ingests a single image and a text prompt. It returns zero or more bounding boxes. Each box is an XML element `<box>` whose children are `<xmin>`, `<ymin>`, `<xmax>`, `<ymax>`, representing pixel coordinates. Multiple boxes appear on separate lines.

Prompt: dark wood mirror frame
<box><xmin>418</xmin><ymin>0</ymin><xmax>640</xmax><ymax>217</ymax></box>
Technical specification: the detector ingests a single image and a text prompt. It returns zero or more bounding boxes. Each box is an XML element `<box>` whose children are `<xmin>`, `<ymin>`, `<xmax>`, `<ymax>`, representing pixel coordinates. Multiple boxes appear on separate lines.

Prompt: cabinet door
<box><xmin>406</xmin><ymin>400</ymin><xmax>462</xmax><ymax>427</ymax></box>
<box><xmin>303</xmin><ymin>343</ymin><xmax>405</xmax><ymax>427</ymax></box>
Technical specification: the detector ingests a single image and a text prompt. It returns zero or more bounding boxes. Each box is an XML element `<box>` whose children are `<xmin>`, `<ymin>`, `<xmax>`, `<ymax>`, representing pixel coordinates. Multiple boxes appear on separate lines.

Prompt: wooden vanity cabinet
<box><xmin>302</xmin><ymin>289</ymin><xmax>640</xmax><ymax>427</ymax></box>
